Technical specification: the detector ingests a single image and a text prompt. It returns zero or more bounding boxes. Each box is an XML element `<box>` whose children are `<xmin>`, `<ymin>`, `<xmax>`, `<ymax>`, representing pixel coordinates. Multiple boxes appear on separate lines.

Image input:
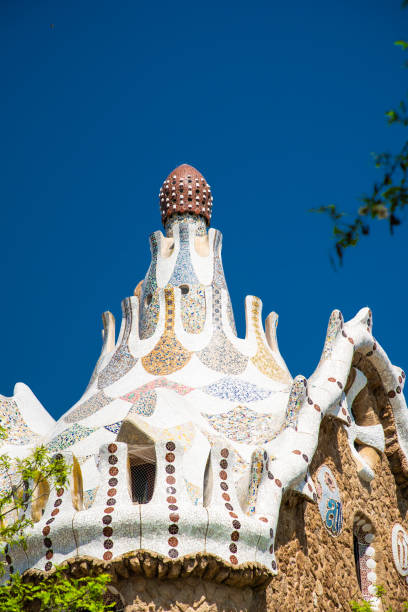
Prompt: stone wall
<box><xmin>267</xmin><ymin>417</ymin><xmax>408</xmax><ymax>611</ymax></box>
<box><xmin>114</xmin><ymin>575</ymin><xmax>266</xmax><ymax>612</ymax></box>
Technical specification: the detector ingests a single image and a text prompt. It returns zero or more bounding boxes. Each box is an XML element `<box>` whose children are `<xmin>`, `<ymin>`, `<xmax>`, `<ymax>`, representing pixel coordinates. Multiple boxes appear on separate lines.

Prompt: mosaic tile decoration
<box><xmin>0</xmin><ymin>398</ymin><xmax>41</xmax><ymax>446</ymax></box>
<box><xmin>197</xmin><ymin>287</ymin><xmax>248</xmax><ymax>375</ymax></box>
<box><xmin>212</xmin><ymin>230</ymin><xmax>227</xmax><ymax>290</ymax></box>
<box><xmin>198</xmin><ymin>330</ymin><xmax>248</xmax><ymax>375</ymax></box>
<box><xmin>140</xmin><ymin>291</ymin><xmax>160</xmax><ymax>340</ymax></box>
<box><xmin>184</xmin><ymin>479</ymin><xmax>201</xmax><ymax>506</ymax></box>
<box><xmin>157</xmin><ymin>423</ymin><xmax>195</xmax><ymax>451</ymax></box>
<box><xmin>98</xmin><ymin>344</ymin><xmax>136</xmax><ymax>390</ymax></box>
<box><xmin>142</xmin><ymin>288</ymin><xmax>192</xmax><ymax>375</ymax></box>
<box><xmin>354</xmin><ymin>519</ymin><xmax>377</xmax><ymax>600</ymax></box>
<box><xmin>165</xmin><ymin>213</ymin><xmax>207</xmax><ymax>237</ymax></box>
<box><xmin>202</xmin><ymin>406</ymin><xmax>281</xmax><ymax>445</ymax></box>
<box><xmin>392</xmin><ymin>523</ymin><xmax>408</xmax><ymax>581</ymax></box>
<box><xmin>139</xmin><ymin>233</ymin><xmax>158</xmax><ymax>309</ymax></box>
<box><xmin>83</xmin><ymin>488</ymin><xmax>97</xmax><ymax>509</ymax></box>
<box><xmin>212</xmin><ymin>229</ymin><xmax>237</xmax><ymax>335</ymax></box>
<box><xmin>322</xmin><ymin>310</ymin><xmax>342</xmax><ymax>360</ymax></box>
<box><xmin>315</xmin><ymin>465</ymin><xmax>343</xmax><ymax>537</ymax></box>
<box><xmin>168</xmin><ymin>223</ymin><xmax>200</xmax><ymax>287</ymax></box>
<box><xmin>121</xmin><ymin>378</ymin><xmax>193</xmax><ymax>404</ymax></box>
<box><xmin>285</xmin><ymin>376</ymin><xmax>307</xmax><ymax>429</ymax></box>
<box><xmin>8</xmin><ymin>166</ymin><xmax>408</xmax><ymax>583</ymax></box>
<box><xmin>84</xmin><ymin>312</ymin><xmax>116</xmax><ymax>393</ymax></box>
<box><xmin>202</xmin><ymin>378</ymin><xmax>272</xmax><ymax>403</ymax></box>
<box><xmin>139</xmin><ymin>231</ymin><xmax>161</xmax><ymax>340</ymax></box>
<box><xmin>64</xmin><ymin>391</ymin><xmax>113</xmax><ymax>423</ymax></box>
<box><xmin>180</xmin><ymin>285</ymin><xmax>206</xmax><ymax>334</ymax></box>
<box><xmin>47</xmin><ymin>423</ymin><xmax>96</xmax><ymax>452</ymax></box>
<box><xmin>125</xmin><ymin>389</ymin><xmax>156</xmax><ymax>417</ymax></box>
<box><xmin>250</xmin><ymin>298</ymin><xmax>290</xmax><ymax>383</ymax></box>
<box><xmin>104</xmin><ymin>421</ymin><xmax>122</xmax><ymax>434</ymax></box>
<box><xmin>247</xmin><ymin>449</ymin><xmax>264</xmax><ymax>514</ymax></box>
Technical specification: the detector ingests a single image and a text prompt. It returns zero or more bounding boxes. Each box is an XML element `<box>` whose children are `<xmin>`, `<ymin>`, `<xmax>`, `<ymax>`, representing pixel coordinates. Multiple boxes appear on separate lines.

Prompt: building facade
<box><xmin>1</xmin><ymin>164</ymin><xmax>408</xmax><ymax>611</ymax></box>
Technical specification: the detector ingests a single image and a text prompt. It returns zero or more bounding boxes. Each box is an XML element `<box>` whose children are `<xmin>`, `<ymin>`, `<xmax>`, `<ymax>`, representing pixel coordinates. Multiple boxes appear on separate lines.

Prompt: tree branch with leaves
<box><xmin>0</xmin><ymin>427</ymin><xmax>116</xmax><ymax>611</ymax></box>
<box><xmin>311</xmin><ymin>38</ymin><xmax>408</xmax><ymax>266</ymax></box>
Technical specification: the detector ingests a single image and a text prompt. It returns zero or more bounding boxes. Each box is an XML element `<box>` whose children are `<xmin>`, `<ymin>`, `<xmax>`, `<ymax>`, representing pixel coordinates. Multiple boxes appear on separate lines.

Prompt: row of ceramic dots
<box><xmin>159</xmin><ymin>175</ymin><xmax>213</xmax><ymax>218</ymax></box>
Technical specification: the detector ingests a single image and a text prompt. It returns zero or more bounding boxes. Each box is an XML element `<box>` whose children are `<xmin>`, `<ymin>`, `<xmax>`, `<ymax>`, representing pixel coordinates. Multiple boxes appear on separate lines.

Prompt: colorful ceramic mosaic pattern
<box><xmin>0</xmin><ymin>398</ymin><xmax>41</xmax><ymax>445</ymax></box>
<box><xmin>285</xmin><ymin>376</ymin><xmax>307</xmax><ymax>429</ymax></box>
<box><xmin>198</xmin><ymin>330</ymin><xmax>247</xmax><ymax>375</ymax></box>
<box><xmin>48</xmin><ymin>423</ymin><xmax>96</xmax><ymax>452</ymax></box>
<box><xmin>212</xmin><ymin>230</ymin><xmax>236</xmax><ymax>334</ymax></box>
<box><xmin>212</xmin><ymin>230</ymin><xmax>226</xmax><ymax>290</ymax></box>
<box><xmin>104</xmin><ymin>422</ymin><xmax>122</xmax><ymax>434</ymax></box>
<box><xmin>168</xmin><ymin>223</ymin><xmax>200</xmax><ymax>287</ymax></box>
<box><xmin>198</xmin><ymin>287</ymin><xmax>247</xmax><ymax>375</ymax></box>
<box><xmin>64</xmin><ymin>391</ymin><xmax>112</xmax><ymax>423</ymax></box>
<box><xmin>142</xmin><ymin>289</ymin><xmax>192</xmax><ymax>375</ymax></box>
<box><xmin>247</xmin><ymin>449</ymin><xmax>264</xmax><ymax>514</ymax></box>
<box><xmin>83</xmin><ymin>488</ymin><xmax>97</xmax><ymax>509</ymax></box>
<box><xmin>202</xmin><ymin>378</ymin><xmax>271</xmax><ymax>403</ymax></box>
<box><xmin>98</xmin><ymin>344</ymin><xmax>136</xmax><ymax>389</ymax></box>
<box><xmin>315</xmin><ymin>466</ymin><xmax>343</xmax><ymax>536</ymax></box>
<box><xmin>184</xmin><ymin>479</ymin><xmax>201</xmax><ymax>505</ymax></box>
<box><xmin>140</xmin><ymin>233</ymin><xmax>158</xmax><ymax>304</ymax></box>
<box><xmin>180</xmin><ymin>286</ymin><xmax>206</xmax><ymax>334</ymax></box>
<box><xmin>128</xmin><ymin>390</ymin><xmax>157</xmax><ymax>417</ymax></box>
<box><xmin>159</xmin><ymin>423</ymin><xmax>195</xmax><ymax>451</ymax></box>
<box><xmin>203</xmin><ymin>406</ymin><xmax>280</xmax><ymax>445</ymax></box>
<box><xmin>250</xmin><ymin>299</ymin><xmax>290</xmax><ymax>383</ymax></box>
<box><xmin>140</xmin><ymin>291</ymin><xmax>160</xmax><ymax>340</ymax></box>
<box><xmin>139</xmin><ymin>233</ymin><xmax>160</xmax><ymax>340</ymax></box>
<box><xmin>165</xmin><ymin>213</ymin><xmax>207</xmax><ymax>237</ymax></box>
<box><xmin>322</xmin><ymin>310</ymin><xmax>342</xmax><ymax>360</ymax></box>
<box><xmin>121</xmin><ymin>378</ymin><xmax>193</xmax><ymax>404</ymax></box>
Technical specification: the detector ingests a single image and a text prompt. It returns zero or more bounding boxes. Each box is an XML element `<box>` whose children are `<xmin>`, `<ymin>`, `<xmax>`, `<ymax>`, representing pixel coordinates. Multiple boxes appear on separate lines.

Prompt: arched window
<box><xmin>128</xmin><ymin>445</ymin><xmax>156</xmax><ymax>504</ymax></box>
<box><xmin>353</xmin><ymin>515</ymin><xmax>378</xmax><ymax>602</ymax></box>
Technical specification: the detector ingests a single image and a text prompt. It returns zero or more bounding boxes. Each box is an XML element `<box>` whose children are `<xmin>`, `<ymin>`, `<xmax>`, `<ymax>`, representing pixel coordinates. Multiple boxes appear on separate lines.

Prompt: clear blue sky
<box><xmin>1</xmin><ymin>0</ymin><xmax>407</xmax><ymax>420</ymax></box>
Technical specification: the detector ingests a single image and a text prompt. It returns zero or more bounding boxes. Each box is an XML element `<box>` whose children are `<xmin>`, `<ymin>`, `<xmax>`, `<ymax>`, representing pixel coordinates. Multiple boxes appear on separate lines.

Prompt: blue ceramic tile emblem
<box><xmin>315</xmin><ymin>465</ymin><xmax>343</xmax><ymax>536</ymax></box>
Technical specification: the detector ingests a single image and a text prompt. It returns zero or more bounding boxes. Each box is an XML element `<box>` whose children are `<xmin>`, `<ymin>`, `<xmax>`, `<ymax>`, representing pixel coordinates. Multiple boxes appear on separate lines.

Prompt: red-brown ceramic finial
<box><xmin>159</xmin><ymin>164</ymin><xmax>213</xmax><ymax>227</ymax></box>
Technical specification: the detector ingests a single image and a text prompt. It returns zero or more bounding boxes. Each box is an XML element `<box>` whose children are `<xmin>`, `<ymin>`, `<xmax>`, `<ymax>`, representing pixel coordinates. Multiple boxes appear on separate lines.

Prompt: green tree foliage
<box><xmin>0</xmin><ymin>569</ymin><xmax>113</xmax><ymax>612</ymax></box>
<box><xmin>350</xmin><ymin>585</ymin><xmax>408</xmax><ymax>611</ymax></box>
<box><xmin>0</xmin><ymin>442</ymin><xmax>69</xmax><ymax>555</ymax></box>
<box><xmin>311</xmin><ymin>36</ymin><xmax>408</xmax><ymax>266</ymax></box>
<box><xmin>0</xmin><ymin>426</ymin><xmax>115</xmax><ymax>610</ymax></box>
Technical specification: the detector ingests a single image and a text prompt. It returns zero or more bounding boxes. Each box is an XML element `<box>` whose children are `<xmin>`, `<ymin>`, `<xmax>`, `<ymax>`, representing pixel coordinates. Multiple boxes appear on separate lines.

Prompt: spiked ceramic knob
<box><xmin>159</xmin><ymin>164</ymin><xmax>213</xmax><ymax>226</ymax></box>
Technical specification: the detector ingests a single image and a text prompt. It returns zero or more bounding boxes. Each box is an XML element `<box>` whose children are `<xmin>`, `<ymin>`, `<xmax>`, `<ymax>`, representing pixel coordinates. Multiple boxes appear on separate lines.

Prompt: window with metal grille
<box><xmin>129</xmin><ymin>460</ymin><xmax>155</xmax><ymax>504</ymax></box>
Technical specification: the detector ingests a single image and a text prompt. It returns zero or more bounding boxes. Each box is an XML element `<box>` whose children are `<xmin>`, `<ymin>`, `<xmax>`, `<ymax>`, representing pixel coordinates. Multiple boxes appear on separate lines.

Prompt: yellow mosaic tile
<box><xmin>142</xmin><ymin>288</ymin><xmax>192</xmax><ymax>375</ymax></box>
<box><xmin>250</xmin><ymin>298</ymin><xmax>291</xmax><ymax>383</ymax></box>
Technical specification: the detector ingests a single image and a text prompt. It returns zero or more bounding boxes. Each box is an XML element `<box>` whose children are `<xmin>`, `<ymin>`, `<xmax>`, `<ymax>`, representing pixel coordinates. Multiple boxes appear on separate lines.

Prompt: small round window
<box><xmin>179</xmin><ymin>285</ymin><xmax>189</xmax><ymax>296</ymax></box>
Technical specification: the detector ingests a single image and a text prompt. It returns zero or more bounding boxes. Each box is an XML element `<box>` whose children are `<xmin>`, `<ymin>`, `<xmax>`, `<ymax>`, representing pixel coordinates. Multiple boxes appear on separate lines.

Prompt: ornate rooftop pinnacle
<box><xmin>159</xmin><ymin>164</ymin><xmax>213</xmax><ymax>227</ymax></box>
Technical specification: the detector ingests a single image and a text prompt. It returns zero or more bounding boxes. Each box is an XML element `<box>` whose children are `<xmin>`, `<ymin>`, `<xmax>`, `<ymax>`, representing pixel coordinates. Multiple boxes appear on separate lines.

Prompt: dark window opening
<box><xmin>353</xmin><ymin>533</ymin><xmax>362</xmax><ymax>591</ymax></box>
<box><xmin>130</xmin><ymin>461</ymin><xmax>155</xmax><ymax>504</ymax></box>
